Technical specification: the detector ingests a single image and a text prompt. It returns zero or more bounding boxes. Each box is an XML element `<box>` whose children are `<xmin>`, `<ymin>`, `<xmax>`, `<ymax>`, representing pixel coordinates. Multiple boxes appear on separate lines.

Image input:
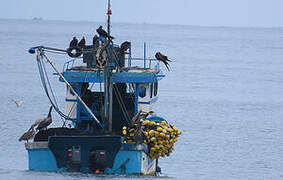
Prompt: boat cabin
<box><xmin>61</xmin><ymin>42</ymin><xmax>164</xmax><ymax>133</ymax></box>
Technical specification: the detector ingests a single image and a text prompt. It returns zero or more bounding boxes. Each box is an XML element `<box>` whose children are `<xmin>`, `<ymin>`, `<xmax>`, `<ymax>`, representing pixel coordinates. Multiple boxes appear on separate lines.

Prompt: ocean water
<box><xmin>0</xmin><ymin>19</ymin><xmax>283</xmax><ymax>180</ymax></box>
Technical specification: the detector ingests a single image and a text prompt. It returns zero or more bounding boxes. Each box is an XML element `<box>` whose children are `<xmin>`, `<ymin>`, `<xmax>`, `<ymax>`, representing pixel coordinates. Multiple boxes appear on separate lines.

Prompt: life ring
<box><xmin>67</xmin><ymin>47</ymin><xmax>82</xmax><ymax>58</ymax></box>
<box><xmin>95</xmin><ymin>47</ymin><xmax>107</xmax><ymax>68</ymax></box>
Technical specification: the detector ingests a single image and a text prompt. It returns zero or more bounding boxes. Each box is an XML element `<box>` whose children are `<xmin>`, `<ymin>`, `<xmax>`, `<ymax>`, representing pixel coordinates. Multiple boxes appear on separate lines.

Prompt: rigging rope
<box><xmin>41</xmin><ymin>55</ymin><xmax>66</xmax><ymax>126</ymax></box>
<box><xmin>37</xmin><ymin>53</ymin><xmax>76</xmax><ymax>122</ymax></box>
<box><xmin>113</xmin><ymin>84</ymin><xmax>131</xmax><ymax>124</ymax></box>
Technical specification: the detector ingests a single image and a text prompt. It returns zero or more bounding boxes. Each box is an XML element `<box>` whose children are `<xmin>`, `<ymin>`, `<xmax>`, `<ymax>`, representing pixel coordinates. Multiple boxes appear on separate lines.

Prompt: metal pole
<box><xmin>41</xmin><ymin>51</ymin><xmax>103</xmax><ymax>129</ymax></box>
<box><xmin>104</xmin><ymin>65</ymin><xmax>109</xmax><ymax>130</ymax></box>
<box><xmin>109</xmin><ymin>82</ymin><xmax>113</xmax><ymax>132</ymax></box>
<box><xmin>129</xmin><ymin>46</ymin><xmax>132</xmax><ymax>67</ymax></box>
<box><xmin>107</xmin><ymin>0</ymin><xmax>111</xmax><ymax>35</ymax></box>
<box><xmin>143</xmin><ymin>42</ymin><xmax>146</xmax><ymax>68</ymax></box>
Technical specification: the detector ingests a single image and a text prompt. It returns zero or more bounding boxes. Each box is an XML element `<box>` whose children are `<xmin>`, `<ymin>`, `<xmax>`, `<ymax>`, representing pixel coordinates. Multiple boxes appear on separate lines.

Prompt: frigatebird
<box><xmin>69</xmin><ymin>37</ymin><xmax>78</xmax><ymax>48</ymax></box>
<box><xmin>96</xmin><ymin>26</ymin><xmax>114</xmax><ymax>39</ymax></box>
<box><xmin>155</xmin><ymin>52</ymin><xmax>171</xmax><ymax>71</ymax></box>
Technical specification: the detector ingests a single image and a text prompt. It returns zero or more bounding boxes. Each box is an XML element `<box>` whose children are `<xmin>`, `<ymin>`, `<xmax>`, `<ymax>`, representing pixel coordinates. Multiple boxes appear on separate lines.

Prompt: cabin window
<box><xmin>150</xmin><ymin>83</ymin><xmax>153</xmax><ymax>98</ymax></box>
<box><xmin>139</xmin><ymin>86</ymin><xmax>146</xmax><ymax>98</ymax></box>
<box><xmin>154</xmin><ymin>82</ymin><xmax>158</xmax><ymax>96</ymax></box>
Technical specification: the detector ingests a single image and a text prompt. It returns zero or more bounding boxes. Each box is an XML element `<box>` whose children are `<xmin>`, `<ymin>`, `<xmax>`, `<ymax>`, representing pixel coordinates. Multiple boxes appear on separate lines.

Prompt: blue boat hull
<box><xmin>25</xmin><ymin>137</ymin><xmax>156</xmax><ymax>175</ymax></box>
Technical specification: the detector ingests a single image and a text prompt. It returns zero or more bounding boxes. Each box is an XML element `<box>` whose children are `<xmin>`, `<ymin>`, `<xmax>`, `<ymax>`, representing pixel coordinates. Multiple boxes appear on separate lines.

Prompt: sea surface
<box><xmin>0</xmin><ymin>19</ymin><xmax>283</xmax><ymax>180</ymax></box>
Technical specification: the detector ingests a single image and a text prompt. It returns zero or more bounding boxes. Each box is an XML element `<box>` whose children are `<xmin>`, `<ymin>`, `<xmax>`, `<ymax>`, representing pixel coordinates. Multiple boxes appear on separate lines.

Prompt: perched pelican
<box><xmin>36</xmin><ymin>106</ymin><xmax>53</xmax><ymax>131</ymax></box>
<box><xmin>96</xmin><ymin>26</ymin><xmax>114</xmax><ymax>39</ymax></box>
<box><xmin>12</xmin><ymin>99</ymin><xmax>23</xmax><ymax>107</ymax></box>
<box><xmin>131</xmin><ymin>110</ymin><xmax>142</xmax><ymax>124</ymax></box>
<box><xmin>155</xmin><ymin>52</ymin><xmax>171</xmax><ymax>71</ymax></box>
<box><xmin>120</xmin><ymin>41</ymin><xmax>131</xmax><ymax>52</ymax></box>
<box><xmin>19</xmin><ymin>126</ymin><xmax>35</xmax><ymax>142</ymax></box>
<box><xmin>69</xmin><ymin>37</ymin><xmax>78</xmax><ymax>48</ymax></box>
<box><xmin>32</xmin><ymin>117</ymin><xmax>45</xmax><ymax>127</ymax></box>
<box><xmin>139</xmin><ymin>111</ymin><xmax>155</xmax><ymax>120</ymax></box>
<box><xmin>78</xmin><ymin>36</ymin><xmax>86</xmax><ymax>48</ymax></box>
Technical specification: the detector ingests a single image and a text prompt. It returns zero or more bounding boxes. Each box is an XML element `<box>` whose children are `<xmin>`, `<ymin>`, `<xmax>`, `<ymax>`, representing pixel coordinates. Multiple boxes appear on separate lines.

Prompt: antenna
<box><xmin>107</xmin><ymin>0</ymin><xmax>112</xmax><ymax>35</ymax></box>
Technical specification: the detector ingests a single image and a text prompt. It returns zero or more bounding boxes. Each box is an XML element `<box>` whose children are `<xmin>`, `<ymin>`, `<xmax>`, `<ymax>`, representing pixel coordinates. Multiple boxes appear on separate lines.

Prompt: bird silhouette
<box><xmin>19</xmin><ymin>125</ymin><xmax>35</xmax><ymax>142</ymax></box>
<box><xmin>155</xmin><ymin>52</ymin><xmax>171</xmax><ymax>71</ymax></box>
<box><xmin>35</xmin><ymin>106</ymin><xmax>53</xmax><ymax>131</ymax></box>
<box><xmin>78</xmin><ymin>36</ymin><xmax>86</xmax><ymax>49</ymax></box>
<box><xmin>120</xmin><ymin>41</ymin><xmax>131</xmax><ymax>52</ymax></box>
<box><xmin>96</xmin><ymin>26</ymin><xmax>114</xmax><ymax>39</ymax></box>
<box><xmin>69</xmin><ymin>37</ymin><xmax>78</xmax><ymax>48</ymax></box>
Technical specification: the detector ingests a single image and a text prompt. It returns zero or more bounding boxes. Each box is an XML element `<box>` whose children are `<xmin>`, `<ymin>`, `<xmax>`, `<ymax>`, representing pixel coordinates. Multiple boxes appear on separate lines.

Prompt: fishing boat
<box><xmin>22</xmin><ymin>0</ymin><xmax>181</xmax><ymax>175</ymax></box>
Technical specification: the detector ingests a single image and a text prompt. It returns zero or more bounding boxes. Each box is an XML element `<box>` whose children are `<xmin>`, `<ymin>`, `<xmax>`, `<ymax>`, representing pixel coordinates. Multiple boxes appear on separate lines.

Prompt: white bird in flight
<box><xmin>12</xmin><ymin>99</ymin><xmax>23</xmax><ymax>107</ymax></box>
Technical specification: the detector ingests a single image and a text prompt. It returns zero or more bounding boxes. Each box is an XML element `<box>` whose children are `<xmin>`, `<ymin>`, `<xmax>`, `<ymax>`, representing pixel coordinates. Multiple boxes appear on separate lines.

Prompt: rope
<box><xmin>37</xmin><ymin>55</ymin><xmax>76</xmax><ymax>122</ymax></box>
<box><xmin>40</xmin><ymin>55</ymin><xmax>66</xmax><ymax>126</ymax></box>
<box><xmin>113</xmin><ymin>84</ymin><xmax>131</xmax><ymax>124</ymax></box>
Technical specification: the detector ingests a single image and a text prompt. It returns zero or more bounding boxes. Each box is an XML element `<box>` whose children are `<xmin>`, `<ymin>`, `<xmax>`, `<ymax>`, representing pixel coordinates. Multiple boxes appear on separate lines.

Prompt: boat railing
<box><xmin>63</xmin><ymin>56</ymin><xmax>161</xmax><ymax>72</ymax></box>
<box><xmin>62</xmin><ymin>57</ymin><xmax>85</xmax><ymax>71</ymax></box>
<box><xmin>63</xmin><ymin>59</ymin><xmax>75</xmax><ymax>71</ymax></box>
<box><xmin>125</xmin><ymin>57</ymin><xmax>160</xmax><ymax>71</ymax></box>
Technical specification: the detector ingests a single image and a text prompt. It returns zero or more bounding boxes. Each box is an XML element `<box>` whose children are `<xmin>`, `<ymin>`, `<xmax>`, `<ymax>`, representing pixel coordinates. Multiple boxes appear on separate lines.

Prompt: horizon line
<box><xmin>0</xmin><ymin>17</ymin><xmax>282</xmax><ymax>29</ymax></box>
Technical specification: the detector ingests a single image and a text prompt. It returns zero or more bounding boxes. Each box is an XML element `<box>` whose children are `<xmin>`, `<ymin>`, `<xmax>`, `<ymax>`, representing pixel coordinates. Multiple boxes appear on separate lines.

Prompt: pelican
<box><xmin>96</xmin><ymin>26</ymin><xmax>114</xmax><ymax>39</ymax></box>
<box><xmin>131</xmin><ymin>110</ymin><xmax>142</xmax><ymax>124</ymax></box>
<box><xmin>155</xmin><ymin>52</ymin><xmax>171</xmax><ymax>71</ymax></box>
<box><xmin>140</xmin><ymin>111</ymin><xmax>155</xmax><ymax>120</ymax></box>
<box><xmin>36</xmin><ymin>106</ymin><xmax>53</xmax><ymax>131</ymax></box>
<box><xmin>19</xmin><ymin>126</ymin><xmax>35</xmax><ymax>142</ymax></box>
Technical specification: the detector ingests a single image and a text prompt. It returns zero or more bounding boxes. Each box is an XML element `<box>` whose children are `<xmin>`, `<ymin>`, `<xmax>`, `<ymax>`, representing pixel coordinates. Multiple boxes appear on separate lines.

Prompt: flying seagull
<box><xmin>36</xmin><ymin>106</ymin><xmax>53</xmax><ymax>131</ymax></box>
<box><xmin>12</xmin><ymin>99</ymin><xmax>23</xmax><ymax>107</ymax></box>
<box><xmin>96</xmin><ymin>26</ymin><xmax>114</xmax><ymax>39</ymax></box>
<box><xmin>155</xmin><ymin>52</ymin><xmax>171</xmax><ymax>71</ymax></box>
<box><xmin>78</xmin><ymin>36</ymin><xmax>86</xmax><ymax>49</ymax></box>
<box><xmin>19</xmin><ymin>125</ymin><xmax>35</xmax><ymax>142</ymax></box>
<box><xmin>69</xmin><ymin>37</ymin><xmax>78</xmax><ymax>48</ymax></box>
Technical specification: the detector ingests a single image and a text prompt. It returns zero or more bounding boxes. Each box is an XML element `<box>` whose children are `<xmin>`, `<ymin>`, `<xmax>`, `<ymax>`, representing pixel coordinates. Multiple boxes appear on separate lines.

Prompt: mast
<box><xmin>107</xmin><ymin>0</ymin><xmax>111</xmax><ymax>35</ymax></box>
<box><xmin>104</xmin><ymin>0</ymin><xmax>113</xmax><ymax>132</ymax></box>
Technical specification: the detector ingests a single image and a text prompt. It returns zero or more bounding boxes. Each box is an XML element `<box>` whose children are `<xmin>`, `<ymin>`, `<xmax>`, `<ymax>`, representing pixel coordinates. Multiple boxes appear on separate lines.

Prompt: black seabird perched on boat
<box><xmin>120</xmin><ymin>41</ymin><xmax>131</xmax><ymax>53</ymax></box>
<box><xmin>97</xmin><ymin>26</ymin><xmax>114</xmax><ymax>39</ymax></box>
<box><xmin>78</xmin><ymin>37</ymin><xmax>86</xmax><ymax>49</ymax></box>
<box><xmin>69</xmin><ymin>37</ymin><xmax>78</xmax><ymax>48</ymax></box>
<box><xmin>36</xmin><ymin>106</ymin><xmax>53</xmax><ymax>131</ymax></box>
<box><xmin>155</xmin><ymin>52</ymin><xmax>171</xmax><ymax>71</ymax></box>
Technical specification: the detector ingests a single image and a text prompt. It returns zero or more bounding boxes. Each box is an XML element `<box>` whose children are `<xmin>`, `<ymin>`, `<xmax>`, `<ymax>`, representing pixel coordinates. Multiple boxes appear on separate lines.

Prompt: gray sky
<box><xmin>1</xmin><ymin>0</ymin><xmax>282</xmax><ymax>27</ymax></box>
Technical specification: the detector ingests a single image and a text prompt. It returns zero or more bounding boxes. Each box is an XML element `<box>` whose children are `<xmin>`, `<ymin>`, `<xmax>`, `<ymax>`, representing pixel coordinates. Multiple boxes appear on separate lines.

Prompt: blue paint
<box><xmin>147</xmin><ymin>116</ymin><xmax>167</xmax><ymax>123</ymax></box>
<box><xmin>107</xmin><ymin>150</ymin><xmax>142</xmax><ymax>174</ymax></box>
<box><xmin>27</xmin><ymin>149</ymin><xmax>58</xmax><ymax>171</ymax></box>
<box><xmin>27</xmin><ymin>143</ymin><xmax>153</xmax><ymax>174</ymax></box>
<box><xmin>60</xmin><ymin>71</ymin><xmax>164</xmax><ymax>83</ymax></box>
<box><xmin>138</xmin><ymin>97</ymin><xmax>158</xmax><ymax>104</ymax></box>
<box><xmin>65</xmin><ymin>99</ymin><xmax>77</xmax><ymax>102</ymax></box>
